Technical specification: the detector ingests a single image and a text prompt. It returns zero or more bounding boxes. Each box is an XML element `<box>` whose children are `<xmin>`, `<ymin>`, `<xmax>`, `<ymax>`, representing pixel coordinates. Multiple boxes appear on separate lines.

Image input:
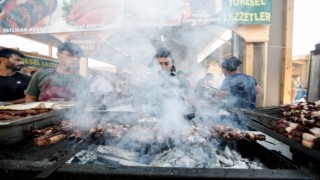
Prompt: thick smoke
<box><xmin>49</xmin><ymin>0</ymin><xmax>257</xmax><ymax>168</ymax></box>
<box><xmin>81</xmin><ymin>1</ymin><xmax>246</xmax><ymax>137</ymax></box>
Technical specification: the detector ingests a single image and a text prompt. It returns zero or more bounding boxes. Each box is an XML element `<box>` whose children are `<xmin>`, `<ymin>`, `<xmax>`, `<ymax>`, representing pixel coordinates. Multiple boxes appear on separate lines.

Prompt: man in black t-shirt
<box><xmin>0</xmin><ymin>48</ymin><xmax>31</xmax><ymax>104</ymax></box>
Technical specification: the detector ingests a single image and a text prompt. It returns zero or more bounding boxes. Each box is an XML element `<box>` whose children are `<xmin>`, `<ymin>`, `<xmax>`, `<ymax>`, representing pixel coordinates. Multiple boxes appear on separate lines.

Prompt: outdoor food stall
<box><xmin>0</xmin><ymin>0</ymin><xmax>318</xmax><ymax>179</ymax></box>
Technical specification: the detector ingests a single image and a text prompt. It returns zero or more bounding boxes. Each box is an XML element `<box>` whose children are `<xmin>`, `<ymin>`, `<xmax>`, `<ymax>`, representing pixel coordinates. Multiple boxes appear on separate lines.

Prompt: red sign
<box><xmin>66</xmin><ymin>34</ymin><xmax>100</xmax><ymax>55</ymax></box>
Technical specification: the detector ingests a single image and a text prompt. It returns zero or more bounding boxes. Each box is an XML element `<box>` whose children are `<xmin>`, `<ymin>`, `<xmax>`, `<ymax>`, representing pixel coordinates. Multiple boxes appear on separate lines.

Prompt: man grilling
<box><xmin>25</xmin><ymin>42</ymin><xmax>90</xmax><ymax>103</ymax></box>
<box><xmin>0</xmin><ymin>48</ymin><xmax>31</xmax><ymax>104</ymax></box>
<box><xmin>132</xmin><ymin>47</ymin><xmax>191</xmax><ymax>119</ymax></box>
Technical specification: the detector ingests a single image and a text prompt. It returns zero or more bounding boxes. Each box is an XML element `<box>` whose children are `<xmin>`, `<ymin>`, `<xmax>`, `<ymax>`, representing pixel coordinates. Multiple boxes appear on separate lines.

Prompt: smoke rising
<box><xmin>11</xmin><ymin>0</ymin><xmax>259</xmax><ymax>169</ymax></box>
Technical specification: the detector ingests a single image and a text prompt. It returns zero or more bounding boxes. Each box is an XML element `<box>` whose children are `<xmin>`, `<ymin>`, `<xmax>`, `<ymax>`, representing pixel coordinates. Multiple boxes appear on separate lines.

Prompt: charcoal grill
<box><xmin>0</xmin><ymin>111</ymin><xmax>316</xmax><ymax>179</ymax></box>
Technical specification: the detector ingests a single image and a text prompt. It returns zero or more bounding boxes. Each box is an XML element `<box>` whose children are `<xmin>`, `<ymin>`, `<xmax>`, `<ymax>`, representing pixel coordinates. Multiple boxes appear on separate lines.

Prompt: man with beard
<box><xmin>25</xmin><ymin>42</ymin><xmax>89</xmax><ymax>103</ymax></box>
<box><xmin>0</xmin><ymin>48</ymin><xmax>30</xmax><ymax>104</ymax></box>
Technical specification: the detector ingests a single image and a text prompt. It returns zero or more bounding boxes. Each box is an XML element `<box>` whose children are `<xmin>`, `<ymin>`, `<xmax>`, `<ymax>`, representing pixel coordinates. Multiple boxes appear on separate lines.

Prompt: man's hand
<box><xmin>212</xmin><ymin>89</ymin><xmax>228</xmax><ymax>98</ymax></box>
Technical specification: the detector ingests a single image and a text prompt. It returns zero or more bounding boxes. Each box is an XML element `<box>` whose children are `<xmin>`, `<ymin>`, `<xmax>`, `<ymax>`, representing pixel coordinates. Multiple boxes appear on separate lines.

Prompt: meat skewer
<box><xmin>34</xmin><ymin>133</ymin><xmax>66</xmax><ymax>147</ymax></box>
<box><xmin>210</xmin><ymin>125</ymin><xmax>266</xmax><ymax>143</ymax></box>
<box><xmin>271</xmin><ymin>101</ymin><xmax>320</xmax><ymax>150</ymax></box>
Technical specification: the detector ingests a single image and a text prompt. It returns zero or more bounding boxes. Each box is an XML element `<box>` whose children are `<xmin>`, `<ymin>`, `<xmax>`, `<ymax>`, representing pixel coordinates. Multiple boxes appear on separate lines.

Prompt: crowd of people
<box><xmin>0</xmin><ymin>43</ymin><xmax>263</xmax><ymax>128</ymax></box>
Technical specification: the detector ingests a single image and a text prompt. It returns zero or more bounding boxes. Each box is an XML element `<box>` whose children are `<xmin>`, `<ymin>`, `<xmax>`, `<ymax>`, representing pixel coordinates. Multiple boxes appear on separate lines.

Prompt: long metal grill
<box><xmin>232</xmin><ymin>107</ymin><xmax>320</xmax><ymax>164</ymax></box>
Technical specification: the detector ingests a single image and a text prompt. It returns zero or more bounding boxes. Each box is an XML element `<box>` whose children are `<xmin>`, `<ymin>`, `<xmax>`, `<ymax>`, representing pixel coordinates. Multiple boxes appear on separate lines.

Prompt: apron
<box><xmin>40</xmin><ymin>69</ymin><xmax>76</xmax><ymax>102</ymax></box>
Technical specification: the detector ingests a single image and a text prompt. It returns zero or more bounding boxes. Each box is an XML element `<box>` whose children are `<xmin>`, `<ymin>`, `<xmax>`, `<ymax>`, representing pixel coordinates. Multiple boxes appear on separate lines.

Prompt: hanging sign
<box><xmin>0</xmin><ymin>0</ymin><xmax>272</xmax><ymax>35</ymax></box>
<box><xmin>65</xmin><ymin>34</ymin><xmax>100</xmax><ymax>55</ymax></box>
<box><xmin>182</xmin><ymin>0</ymin><xmax>272</xmax><ymax>25</ymax></box>
<box><xmin>222</xmin><ymin>0</ymin><xmax>272</xmax><ymax>24</ymax></box>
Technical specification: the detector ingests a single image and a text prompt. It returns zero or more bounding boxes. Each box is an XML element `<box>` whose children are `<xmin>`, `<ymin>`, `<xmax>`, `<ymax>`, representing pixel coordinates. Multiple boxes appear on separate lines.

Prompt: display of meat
<box><xmin>30</xmin><ymin>120</ymin><xmax>266</xmax><ymax>148</ymax></box>
<box><xmin>272</xmin><ymin>102</ymin><xmax>320</xmax><ymax>150</ymax></box>
<box><xmin>210</xmin><ymin>124</ymin><xmax>266</xmax><ymax>143</ymax></box>
<box><xmin>0</xmin><ymin>108</ymin><xmax>53</xmax><ymax>121</ymax></box>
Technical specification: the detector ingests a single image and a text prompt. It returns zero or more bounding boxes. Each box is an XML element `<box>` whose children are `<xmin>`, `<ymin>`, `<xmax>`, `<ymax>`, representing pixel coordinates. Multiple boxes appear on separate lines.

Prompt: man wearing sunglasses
<box><xmin>154</xmin><ymin>47</ymin><xmax>176</xmax><ymax>76</ymax></box>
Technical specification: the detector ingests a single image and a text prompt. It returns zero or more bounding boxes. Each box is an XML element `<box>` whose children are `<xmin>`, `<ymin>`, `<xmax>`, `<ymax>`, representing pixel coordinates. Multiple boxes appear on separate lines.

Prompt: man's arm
<box><xmin>25</xmin><ymin>94</ymin><xmax>37</xmax><ymax>102</ymax></box>
<box><xmin>25</xmin><ymin>70</ymin><xmax>42</xmax><ymax>102</ymax></box>
<box><xmin>256</xmin><ymin>84</ymin><xmax>263</xmax><ymax>96</ymax></box>
<box><xmin>9</xmin><ymin>98</ymin><xmax>26</xmax><ymax>104</ymax></box>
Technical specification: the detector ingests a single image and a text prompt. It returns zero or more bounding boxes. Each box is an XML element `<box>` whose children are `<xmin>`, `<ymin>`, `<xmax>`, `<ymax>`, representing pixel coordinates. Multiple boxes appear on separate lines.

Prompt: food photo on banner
<box><xmin>0</xmin><ymin>0</ymin><xmax>124</xmax><ymax>34</ymax></box>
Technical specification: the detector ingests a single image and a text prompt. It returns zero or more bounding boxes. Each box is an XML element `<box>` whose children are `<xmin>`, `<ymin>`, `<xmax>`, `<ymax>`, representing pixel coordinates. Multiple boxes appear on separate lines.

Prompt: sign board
<box><xmin>222</xmin><ymin>0</ymin><xmax>272</xmax><ymax>24</ymax></box>
<box><xmin>23</xmin><ymin>56</ymin><xmax>58</xmax><ymax>69</ymax></box>
<box><xmin>0</xmin><ymin>0</ymin><xmax>272</xmax><ymax>35</ymax></box>
<box><xmin>65</xmin><ymin>34</ymin><xmax>100</xmax><ymax>55</ymax></box>
<box><xmin>182</xmin><ymin>0</ymin><xmax>272</xmax><ymax>25</ymax></box>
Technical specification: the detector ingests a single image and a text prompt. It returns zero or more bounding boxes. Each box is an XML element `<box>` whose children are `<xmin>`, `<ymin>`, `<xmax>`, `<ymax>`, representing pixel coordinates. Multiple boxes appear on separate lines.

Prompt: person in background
<box><xmin>25</xmin><ymin>42</ymin><xmax>89</xmax><ymax>103</ymax></box>
<box><xmin>218</xmin><ymin>56</ymin><xmax>258</xmax><ymax>110</ymax></box>
<box><xmin>194</xmin><ymin>73</ymin><xmax>215</xmax><ymax>100</ymax></box>
<box><xmin>213</xmin><ymin>56</ymin><xmax>259</xmax><ymax>129</ymax></box>
<box><xmin>0</xmin><ymin>48</ymin><xmax>31</xmax><ymax>104</ymax></box>
<box><xmin>291</xmin><ymin>78</ymin><xmax>297</xmax><ymax>103</ymax></box>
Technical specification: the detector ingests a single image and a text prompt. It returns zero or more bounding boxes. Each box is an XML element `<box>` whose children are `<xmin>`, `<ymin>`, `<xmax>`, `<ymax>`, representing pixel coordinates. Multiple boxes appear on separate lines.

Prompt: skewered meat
<box><xmin>210</xmin><ymin>125</ymin><xmax>266</xmax><ymax>143</ymax></box>
<box><xmin>302</xmin><ymin>139</ymin><xmax>320</xmax><ymax>150</ymax></box>
<box><xmin>34</xmin><ymin>133</ymin><xmax>66</xmax><ymax>147</ymax></box>
<box><xmin>0</xmin><ymin>108</ymin><xmax>53</xmax><ymax>121</ymax></box>
<box><xmin>91</xmin><ymin>124</ymin><xmax>105</xmax><ymax>138</ymax></box>
<box><xmin>32</xmin><ymin>121</ymin><xmax>85</xmax><ymax>146</ymax></box>
<box><xmin>309</xmin><ymin>127</ymin><xmax>320</xmax><ymax>137</ymax></box>
<box><xmin>69</xmin><ymin>130</ymin><xmax>83</xmax><ymax>140</ymax></box>
<box><xmin>30</xmin><ymin>121</ymin><xmax>71</xmax><ymax>136</ymax></box>
<box><xmin>272</xmin><ymin>101</ymin><xmax>320</xmax><ymax>150</ymax></box>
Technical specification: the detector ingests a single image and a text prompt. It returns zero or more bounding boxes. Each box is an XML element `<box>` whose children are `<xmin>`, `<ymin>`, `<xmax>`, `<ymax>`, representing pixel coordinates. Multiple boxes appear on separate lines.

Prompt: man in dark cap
<box><xmin>25</xmin><ymin>42</ymin><xmax>89</xmax><ymax>103</ymax></box>
<box><xmin>154</xmin><ymin>47</ymin><xmax>176</xmax><ymax>76</ymax></box>
<box><xmin>219</xmin><ymin>56</ymin><xmax>258</xmax><ymax>109</ymax></box>
<box><xmin>153</xmin><ymin>47</ymin><xmax>191</xmax><ymax>90</ymax></box>
<box><xmin>0</xmin><ymin>48</ymin><xmax>31</xmax><ymax>104</ymax></box>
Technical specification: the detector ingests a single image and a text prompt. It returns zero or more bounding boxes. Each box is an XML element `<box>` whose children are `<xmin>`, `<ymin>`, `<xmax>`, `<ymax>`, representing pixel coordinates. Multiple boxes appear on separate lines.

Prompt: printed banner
<box><xmin>182</xmin><ymin>0</ymin><xmax>272</xmax><ymax>25</ymax></box>
<box><xmin>222</xmin><ymin>0</ymin><xmax>272</xmax><ymax>24</ymax></box>
<box><xmin>0</xmin><ymin>0</ymin><xmax>272</xmax><ymax>35</ymax></box>
<box><xmin>24</xmin><ymin>56</ymin><xmax>58</xmax><ymax>68</ymax></box>
<box><xmin>0</xmin><ymin>0</ymin><xmax>123</xmax><ymax>34</ymax></box>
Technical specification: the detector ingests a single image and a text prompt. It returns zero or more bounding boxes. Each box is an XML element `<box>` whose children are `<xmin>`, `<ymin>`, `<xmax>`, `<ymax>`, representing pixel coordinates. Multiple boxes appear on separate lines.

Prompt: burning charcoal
<box><xmin>175</xmin><ymin>156</ymin><xmax>197</xmax><ymax>167</ymax></box>
<box><xmin>96</xmin><ymin>145</ymin><xmax>139</xmax><ymax>162</ymax></box>
<box><xmin>97</xmin><ymin>155</ymin><xmax>146</xmax><ymax>167</ymax></box>
<box><xmin>98</xmin><ymin>104</ymin><xmax>107</xmax><ymax>110</ymax></box>
<box><xmin>150</xmin><ymin>144</ymin><xmax>161</xmax><ymax>155</ymax></box>
<box><xmin>67</xmin><ymin>147</ymin><xmax>97</xmax><ymax>164</ymax></box>
<box><xmin>138</xmin><ymin>154</ymin><xmax>154</xmax><ymax>164</ymax></box>
<box><xmin>216</xmin><ymin>151</ymin><xmax>234</xmax><ymax>167</ymax></box>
